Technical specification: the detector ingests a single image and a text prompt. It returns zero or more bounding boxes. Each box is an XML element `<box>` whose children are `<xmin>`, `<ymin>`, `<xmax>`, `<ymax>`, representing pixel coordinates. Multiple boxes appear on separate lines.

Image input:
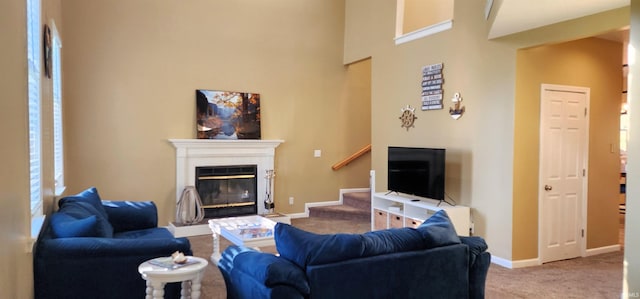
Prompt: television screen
<box><xmin>388</xmin><ymin>147</ymin><xmax>445</xmax><ymax>200</ymax></box>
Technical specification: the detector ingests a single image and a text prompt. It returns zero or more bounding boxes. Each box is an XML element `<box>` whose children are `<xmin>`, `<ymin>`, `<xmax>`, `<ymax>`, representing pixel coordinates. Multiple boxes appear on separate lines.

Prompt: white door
<box><xmin>539</xmin><ymin>84</ymin><xmax>589</xmax><ymax>264</ymax></box>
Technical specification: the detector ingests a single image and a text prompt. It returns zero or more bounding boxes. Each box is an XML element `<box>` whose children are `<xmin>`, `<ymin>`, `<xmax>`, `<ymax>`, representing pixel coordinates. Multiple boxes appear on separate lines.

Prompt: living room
<box><xmin>1</xmin><ymin>0</ymin><xmax>639</xmax><ymax>298</ymax></box>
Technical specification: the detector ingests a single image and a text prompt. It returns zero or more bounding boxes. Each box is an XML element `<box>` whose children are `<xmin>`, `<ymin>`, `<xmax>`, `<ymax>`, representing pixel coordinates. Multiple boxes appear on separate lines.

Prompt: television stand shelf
<box><xmin>371</xmin><ymin>192</ymin><xmax>470</xmax><ymax>236</ymax></box>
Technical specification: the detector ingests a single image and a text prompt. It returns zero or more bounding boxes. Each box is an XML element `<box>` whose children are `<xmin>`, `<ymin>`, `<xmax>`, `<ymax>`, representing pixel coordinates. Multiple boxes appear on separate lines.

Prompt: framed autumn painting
<box><xmin>196</xmin><ymin>89</ymin><xmax>261</xmax><ymax>139</ymax></box>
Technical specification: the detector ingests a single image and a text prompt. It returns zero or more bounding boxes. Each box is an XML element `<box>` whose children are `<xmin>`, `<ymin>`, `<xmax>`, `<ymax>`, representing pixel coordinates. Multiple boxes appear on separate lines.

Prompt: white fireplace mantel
<box><xmin>169</xmin><ymin>139</ymin><xmax>284</xmax><ymax>217</ymax></box>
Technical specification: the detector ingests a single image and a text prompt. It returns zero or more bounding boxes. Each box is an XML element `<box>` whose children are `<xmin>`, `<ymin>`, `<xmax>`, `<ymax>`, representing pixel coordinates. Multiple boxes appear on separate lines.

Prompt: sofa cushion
<box><xmin>102</xmin><ymin>200</ymin><xmax>158</xmax><ymax>233</ymax></box>
<box><xmin>58</xmin><ymin>187</ymin><xmax>113</xmax><ymax>238</ymax></box>
<box><xmin>361</xmin><ymin>227</ymin><xmax>425</xmax><ymax>256</ymax></box>
<box><xmin>275</xmin><ymin>223</ymin><xmax>427</xmax><ymax>269</ymax></box>
<box><xmin>275</xmin><ymin>223</ymin><xmax>365</xmax><ymax>268</ymax></box>
<box><xmin>417</xmin><ymin>210</ymin><xmax>461</xmax><ymax>248</ymax></box>
<box><xmin>50</xmin><ymin>212</ymin><xmax>98</xmax><ymax>238</ymax></box>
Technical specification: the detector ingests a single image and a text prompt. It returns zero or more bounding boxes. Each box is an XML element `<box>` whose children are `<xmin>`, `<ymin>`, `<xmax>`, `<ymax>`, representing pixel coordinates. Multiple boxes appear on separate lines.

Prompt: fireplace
<box><xmin>169</xmin><ymin>139</ymin><xmax>284</xmax><ymax>218</ymax></box>
<box><xmin>195</xmin><ymin>165</ymin><xmax>257</xmax><ymax>218</ymax></box>
<box><xmin>168</xmin><ymin>139</ymin><xmax>286</xmax><ymax>237</ymax></box>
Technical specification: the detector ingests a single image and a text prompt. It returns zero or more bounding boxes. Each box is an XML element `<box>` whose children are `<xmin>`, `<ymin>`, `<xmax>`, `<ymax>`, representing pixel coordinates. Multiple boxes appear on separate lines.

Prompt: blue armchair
<box><xmin>34</xmin><ymin>187</ymin><xmax>192</xmax><ymax>299</ymax></box>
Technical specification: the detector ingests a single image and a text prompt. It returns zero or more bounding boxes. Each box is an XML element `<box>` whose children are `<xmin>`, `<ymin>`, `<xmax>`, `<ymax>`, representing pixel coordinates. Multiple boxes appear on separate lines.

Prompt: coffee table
<box><xmin>138</xmin><ymin>256</ymin><xmax>208</xmax><ymax>299</ymax></box>
<box><xmin>208</xmin><ymin>215</ymin><xmax>277</xmax><ymax>264</ymax></box>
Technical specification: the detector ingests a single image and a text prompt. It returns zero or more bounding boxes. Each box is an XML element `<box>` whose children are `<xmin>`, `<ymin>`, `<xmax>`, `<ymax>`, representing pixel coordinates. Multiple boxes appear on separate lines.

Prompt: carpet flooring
<box><xmin>187</xmin><ymin>216</ymin><xmax>624</xmax><ymax>299</ymax></box>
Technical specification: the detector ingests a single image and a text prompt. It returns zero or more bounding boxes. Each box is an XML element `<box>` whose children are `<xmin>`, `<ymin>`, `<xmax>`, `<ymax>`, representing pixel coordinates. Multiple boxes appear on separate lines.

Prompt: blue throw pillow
<box><xmin>50</xmin><ymin>212</ymin><xmax>98</xmax><ymax>238</ymax></box>
<box><xmin>59</xmin><ymin>187</ymin><xmax>109</xmax><ymax>219</ymax></box>
<box><xmin>58</xmin><ymin>187</ymin><xmax>114</xmax><ymax>238</ymax></box>
<box><xmin>275</xmin><ymin>223</ymin><xmax>365</xmax><ymax>269</ymax></box>
<box><xmin>361</xmin><ymin>227</ymin><xmax>425</xmax><ymax>256</ymax></box>
<box><xmin>416</xmin><ymin>210</ymin><xmax>461</xmax><ymax>248</ymax></box>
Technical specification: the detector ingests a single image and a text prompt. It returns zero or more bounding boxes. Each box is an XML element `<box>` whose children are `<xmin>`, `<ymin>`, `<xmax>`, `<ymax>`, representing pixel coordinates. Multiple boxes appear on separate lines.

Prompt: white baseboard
<box><xmin>511</xmin><ymin>257</ymin><xmax>541</xmax><ymax>268</ymax></box>
<box><xmin>491</xmin><ymin>244</ymin><xmax>622</xmax><ymax>269</ymax></box>
<box><xmin>287</xmin><ymin>212</ymin><xmax>308</xmax><ymax>219</ymax></box>
<box><xmin>585</xmin><ymin>244</ymin><xmax>621</xmax><ymax>256</ymax></box>
<box><xmin>490</xmin><ymin>255</ymin><xmax>540</xmax><ymax>269</ymax></box>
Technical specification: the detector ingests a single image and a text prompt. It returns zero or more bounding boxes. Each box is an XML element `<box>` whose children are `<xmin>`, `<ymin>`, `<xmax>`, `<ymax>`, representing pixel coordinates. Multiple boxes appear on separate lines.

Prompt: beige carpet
<box><xmin>187</xmin><ymin>217</ymin><xmax>623</xmax><ymax>299</ymax></box>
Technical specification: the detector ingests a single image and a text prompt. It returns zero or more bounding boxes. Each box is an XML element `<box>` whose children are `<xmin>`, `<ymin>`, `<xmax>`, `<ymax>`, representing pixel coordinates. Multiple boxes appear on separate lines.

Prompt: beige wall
<box><xmin>345</xmin><ymin>0</ymin><xmax>628</xmax><ymax>261</ymax></box>
<box><xmin>1</xmin><ymin>0</ymin><xmax>62</xmax><ymax>297</ymax></box>
<box><xmin>336</xmin><ymin>58</ymin><xmax>372</xmax><ymax>188</ymax></box>
<box><xmin>402</xmin><ymin>0</ymin><xmax>453</xmax><ymax>34</ymax></box>
<box><xmin>61</xmin><ymin>0</ymin><xmax>368</xmax><ymax>224</ymax></box>
<box><xmin>0</xmin><ymin>1</ymin><xmax>31</xmax><ymax>297</ymax></box>
<box><xmin>514</xmin><ymin>38</ymin><xmax>622</xmax><ymax>259</ymax></box>
<box><xmin>346</xmin><ymin>0</ymin><xmax>517</xmax><ymax>259</ymax></box>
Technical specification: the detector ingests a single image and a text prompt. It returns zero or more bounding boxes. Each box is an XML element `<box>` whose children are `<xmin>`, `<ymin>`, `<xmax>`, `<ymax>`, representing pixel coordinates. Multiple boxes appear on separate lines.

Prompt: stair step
<box><xmin>343</xmin><ymin>191</ymin><xmax>371</xmax><ymax>210</ymax></box>
<box><xmin>309</xmin><ymin>204</ymin><xmax>370</xmax><ymax>221</ymax></box>
<box><xmin>308</xmin><ymin>191</ymin><xmax>371</xmax><ymax>221</ymax></box>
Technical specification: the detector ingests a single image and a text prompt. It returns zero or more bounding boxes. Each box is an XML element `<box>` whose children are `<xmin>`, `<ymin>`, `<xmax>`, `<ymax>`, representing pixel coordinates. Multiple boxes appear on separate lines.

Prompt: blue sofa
<box><xmin>218</xmin><ymin>210</ymin><xmax>490</xmax><ymax>299</ymax></box>
<box><xmin>34</xmin><ymin>187</ymin><xmax>193</xmax><ymax>299</ymax></box>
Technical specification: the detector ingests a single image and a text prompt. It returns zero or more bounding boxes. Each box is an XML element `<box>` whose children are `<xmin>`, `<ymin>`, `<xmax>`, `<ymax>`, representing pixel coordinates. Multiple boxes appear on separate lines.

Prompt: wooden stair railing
<box><xmin>331</xmin><ymin>144</ymin><xmax>372</xmax><ymax>171</ymax></box>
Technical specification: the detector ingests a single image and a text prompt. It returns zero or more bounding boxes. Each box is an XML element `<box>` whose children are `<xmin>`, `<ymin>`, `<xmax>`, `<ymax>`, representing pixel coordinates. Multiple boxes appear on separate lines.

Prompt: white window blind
<box><xmin>52</xmin><ymin>23</ymin><xmax>65</xmax><ymax>195</ymax></box>
<box><xmin>27</xmin><ymin>0</ymin><xmax>42</xmax><ymax>216</ymax></box>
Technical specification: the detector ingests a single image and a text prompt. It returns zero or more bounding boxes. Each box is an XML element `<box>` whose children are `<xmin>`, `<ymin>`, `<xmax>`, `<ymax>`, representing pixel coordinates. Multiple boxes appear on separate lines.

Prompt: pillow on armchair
<box><xmin>50</xmin><ymin>212</ymin><xmax>98</xmax><ymax>238</ymax></box>
<box><xmin>53</xmin><ymin>187</ymin><xmax>114</xmax><ymax>238</ymax></box>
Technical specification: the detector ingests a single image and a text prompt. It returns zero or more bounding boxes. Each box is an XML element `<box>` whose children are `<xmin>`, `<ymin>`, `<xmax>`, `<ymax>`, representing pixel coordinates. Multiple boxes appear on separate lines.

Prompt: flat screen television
<box><xmin>387</xmin><ymin>146</ymin><xmax>445</xmax><ymax>200</ymax></box>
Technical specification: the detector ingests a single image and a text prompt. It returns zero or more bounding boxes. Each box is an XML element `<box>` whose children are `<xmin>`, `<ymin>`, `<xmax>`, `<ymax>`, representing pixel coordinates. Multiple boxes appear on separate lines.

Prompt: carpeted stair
<box><xmin>308</xmin><ymin>191</ymin><xmax>371</xmax><ymax>221</ymax></box>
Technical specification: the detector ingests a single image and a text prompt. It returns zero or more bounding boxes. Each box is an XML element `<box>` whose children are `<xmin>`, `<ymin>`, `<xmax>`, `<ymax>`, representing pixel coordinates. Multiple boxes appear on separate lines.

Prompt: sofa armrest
<box><xmin>460</xmin><ymin>236</ymin><xmax>488</xmax><ymax>264</ymax></box>
<box><xmin>34</xmin><ymin>234</ymin><xmax>191</xmax><ymax>299</ymax></box>
<box><xmin>37</xmin><ymin>236</ymin><xmax>191</xmax><ymax>258</ymax></box>
<box><xmin>102</xmin><ymin>200</ymin><xmax>158</xmax><ymax>233</ymax></box>
<box><xmin>219</xmin><ymin>245</ymin><xmax>309</xmax><ymax>298</ymax></box>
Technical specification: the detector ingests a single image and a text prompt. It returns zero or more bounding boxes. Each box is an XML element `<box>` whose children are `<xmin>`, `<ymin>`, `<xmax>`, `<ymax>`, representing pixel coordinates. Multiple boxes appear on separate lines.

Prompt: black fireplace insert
<box><xmin>195</xmin><ymin>165</ymin><xmax>257</xmax><ymax>218</ymax></box>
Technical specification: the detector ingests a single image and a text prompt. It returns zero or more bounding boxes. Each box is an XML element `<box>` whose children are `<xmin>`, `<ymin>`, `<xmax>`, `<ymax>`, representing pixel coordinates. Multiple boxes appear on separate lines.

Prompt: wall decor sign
<box><xmin>196</xmin><ymin>89</ymin><xmax>261</xmax><ymax>139</ymax></box>
<box><xmin>421</xmin><ymin>63</ymin><xmax>444</xmax><ymax>111</ymax></box>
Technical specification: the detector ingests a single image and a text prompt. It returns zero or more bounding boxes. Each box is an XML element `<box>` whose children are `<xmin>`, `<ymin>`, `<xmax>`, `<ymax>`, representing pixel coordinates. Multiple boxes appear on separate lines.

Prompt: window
<box><xmin>27</xmin><ymin>0</ymin><xmax>42</xmax><ymax>217</ymax></box>
<box><xmin>52</xmin><ymin>22</ymin><xmax>65</xmax><ymax>195</ymax></box>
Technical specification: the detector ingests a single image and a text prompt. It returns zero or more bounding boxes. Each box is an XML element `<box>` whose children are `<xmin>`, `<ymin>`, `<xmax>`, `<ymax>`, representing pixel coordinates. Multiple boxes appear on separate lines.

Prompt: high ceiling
<box><xmin>489</xmin><ymin>0</ymin><xmax>630</xmax><ymax>39</ymax></box>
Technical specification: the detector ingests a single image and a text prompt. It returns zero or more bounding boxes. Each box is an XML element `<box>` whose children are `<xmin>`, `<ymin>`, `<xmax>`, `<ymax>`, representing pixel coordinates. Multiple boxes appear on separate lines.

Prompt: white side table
<box><xmin>138</xmin><ymin>256</ymin><xmax>208</xmax><ymax>299</ymax></box>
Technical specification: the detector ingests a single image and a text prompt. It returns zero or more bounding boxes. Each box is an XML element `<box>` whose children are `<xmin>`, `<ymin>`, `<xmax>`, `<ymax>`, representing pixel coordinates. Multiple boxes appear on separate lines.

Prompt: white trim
<box><xmin>510</xmin><ymin>257</ymin><xmax>541</xmax><ymax>268</ymax></box>
<box><xmin>491</xmin><ymin>255</ymin><xmax>541</xmax><ymax>269</ymax></box>
<box><xmin>493</xmin><ymin>245</ymin><xmax>620</xmax><ymax>269</ymax></box>
<box><xmin>287</xmin><ymin>212</ymin><xmax>308</xmax><ymax>219</ymax></box>
<box><xmin>485</xmin><ymin>0</ymin><xmax>494</xmax><ymax>20</ymax></box>
<box><xmin>585</xmin><ymin>244</ymin><xmax>621</xmax><ymax>256</ymax></box>
<box><xmin>394</xmin><ymin>19</ymin><xmax>453</xmax><ymax>45</ymax></box>
<box><xmin>490</xmin><ymin>255</ymin><xmax>515</xmax><ymax>268</ymax></box>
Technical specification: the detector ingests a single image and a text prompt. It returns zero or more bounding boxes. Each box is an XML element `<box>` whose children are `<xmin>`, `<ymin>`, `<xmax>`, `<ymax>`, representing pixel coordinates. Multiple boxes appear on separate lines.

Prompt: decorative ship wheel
<box><xmin>399</xmin><ymin>105</ymin><xmax>417</xmax><ymax>131</ymax></box>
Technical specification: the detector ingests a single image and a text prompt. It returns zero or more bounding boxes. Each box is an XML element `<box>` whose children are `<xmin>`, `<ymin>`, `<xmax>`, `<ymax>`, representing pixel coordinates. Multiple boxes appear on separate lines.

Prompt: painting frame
<box><xmin>196</xmin><ymin>89</ymin><xmax>261</xmax><ymax>140</ymax></box>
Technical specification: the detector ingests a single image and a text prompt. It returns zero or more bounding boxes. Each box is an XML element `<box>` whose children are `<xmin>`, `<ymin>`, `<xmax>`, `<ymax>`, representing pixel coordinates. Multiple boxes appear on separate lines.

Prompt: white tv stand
<box><xmin>371</xmin><ymin>192</ymin><xmax>470</xmax><ymax>236</ymax></box>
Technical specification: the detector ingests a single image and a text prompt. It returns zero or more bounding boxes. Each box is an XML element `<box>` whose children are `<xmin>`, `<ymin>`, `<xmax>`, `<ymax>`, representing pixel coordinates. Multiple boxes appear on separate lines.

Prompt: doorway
<box><xmin>538</xmin><ymin>84</ymin><xmax>589</xmax><ymax>263</ymax></box>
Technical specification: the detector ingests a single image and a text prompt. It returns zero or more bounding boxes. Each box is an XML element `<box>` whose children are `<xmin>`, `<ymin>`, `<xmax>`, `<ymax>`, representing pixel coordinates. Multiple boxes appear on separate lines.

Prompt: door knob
<box><xmin>544</xmin><ymin>185</ymin><xmax>553</xmax><ymax>191</ymax></box>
